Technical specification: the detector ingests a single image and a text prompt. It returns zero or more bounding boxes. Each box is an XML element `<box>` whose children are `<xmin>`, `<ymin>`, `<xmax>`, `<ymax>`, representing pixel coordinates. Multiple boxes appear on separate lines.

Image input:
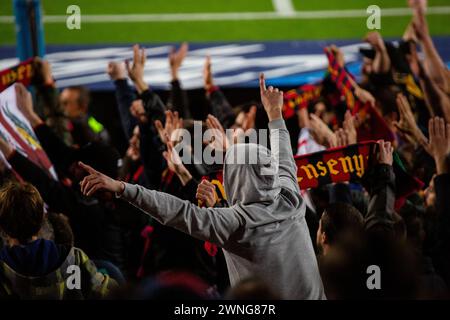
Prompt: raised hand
<box><xmin>394</xmin><ymin>94</ymin><xmax>417</xmax><ymax>134</ymax></box>
<box><xmin>297</xmin><ymin>107</ymin><xmax>310</xmax><ymax>129</ymax></box>
<box><xmin>364</xmin><ymin>31</ymin><xmax>385</xmax><ymax>49</ymax></box>
<box><xmin>15</xmin><ymin>83</ymin><xmax>43</xmax><ymax>127</ymax></box>
<box><xmin>343</xmin><ymin>110</ymin><xmax>357</xmax><ymax>145</ymax></box>
<box><xmin>126</xmin><ymin>144</ymin><xmax>140</xmax><ymax>161</ymax></box>
<box><xmin>329</xmin><ymin>45</ymin><xmax>345</xmax><ymax>68</ymax></box>
<box><xmin>410</xmin><ymin>0</ymin><xmax>428</xmax><ymax>40</ymax></box>
<box><xmin>33</xmin><ymin>57</ymin><xmax>54</xmax><ymax>86</ymax></box>
<box><xmin>309</xmin><ymin>113</ymin><xmax>335</xmax><ymax>147</ymax></box>
<box><xmin>196</xmin><ymin>180</ymin><xmax>217</xmax><ymax>208</ymax></box>
<box><xmin>154</xmin><ymin>110</ymin><xmax>183</xmax><ymax>145</ymax></box>
<box><xmin>259</xmin><ymin>73</ymin><xmax>283</xmax><ymax>122</ymax></box>
<box><xmin>408</xmin><ymin>0</ymin><xmax>427</xmax><ymax>13</ymax></box>
<box><xmin>126</xmin><ymin>44</ymin><xmax>148</xmax><ymax>93</ymax></box>
<box><xmin>377</xmin><ymin>140</ymin><xmax>394</xmax><ymax>166</ymax></box>
<box><xmin>15</xmin><ymin>83</ymin><xmax>33</xmax><ymax>117</ymax></box>
<box><xmin>394</xmin><ymin>93</ymin><xmax>430</xmax><ymax>151</ymax></box>
<box><xmin>203</xmin><ymin>55</ymin><xmax>214</xmax><ymax>91</ymax></box>
<box><xmin>162</xmin><ymin>141</ymin><xmax>192</xmax><ymax>185</ymax></box>
<box><xmin>162</xmin><ymin>141</ymin><xmax>183</xmax><ymax>172</ymax></box>
<box><xmin>427</xmin><ymin>117</ymin><xmax>450</xmax><ymax>174</ymax></box>
<box><xmin>169</xmin><ymin>42</ymin><xmax>188</xmax><ymax>80</ymax></box>
<box><xmin>79</xmin><ymin>162</ymin><xmax>124</xmax><ymax>196</ymax></box>
<box><xmin>330</xmin><ymin>128</ymin><xmax>348</xmax><ymax>148</ymax></box>
<box><xmin>0</xmin><ymin>134</ymin><xmax>14</xmax><ymax>158</ymax></box>
<box><xmin>107</xmin><ymin>61</ymin><xmax>127</xmax><ymax>81</ymax></box>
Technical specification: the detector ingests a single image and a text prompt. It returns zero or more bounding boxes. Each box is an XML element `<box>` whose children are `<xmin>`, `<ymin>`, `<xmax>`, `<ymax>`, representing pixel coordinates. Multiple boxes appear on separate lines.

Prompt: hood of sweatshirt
<box><xmin>223</xmin><ymin>143</ymin><xmax>302</xmax><ymax>227</ymax></box>
<box><xmin>0</xmin><ymin>239</ymin><xmax>69</xmax><ymax>277</ymax></box>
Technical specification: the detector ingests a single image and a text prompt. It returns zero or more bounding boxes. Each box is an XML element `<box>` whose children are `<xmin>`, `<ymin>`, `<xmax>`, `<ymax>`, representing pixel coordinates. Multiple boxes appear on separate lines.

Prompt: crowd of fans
<box><xmin>0</xmin><ymin>1</ymin><xmax>449</xmax><ymax>299</ymax></box>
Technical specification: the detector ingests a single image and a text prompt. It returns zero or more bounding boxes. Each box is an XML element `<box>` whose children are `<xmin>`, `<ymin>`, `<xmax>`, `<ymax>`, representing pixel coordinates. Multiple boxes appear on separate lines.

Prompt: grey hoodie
<box><xmin>120</xmin><ymin>119</ymin><xmax>325</xmax><ymax>299</ymax></box>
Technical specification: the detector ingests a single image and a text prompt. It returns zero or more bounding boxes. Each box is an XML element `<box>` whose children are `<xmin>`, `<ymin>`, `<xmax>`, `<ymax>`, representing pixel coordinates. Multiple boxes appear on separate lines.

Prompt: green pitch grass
<box><xmin>0</xmin><ymin>0</ymin><xmax>449</xmax><ymax>45</ymax></box>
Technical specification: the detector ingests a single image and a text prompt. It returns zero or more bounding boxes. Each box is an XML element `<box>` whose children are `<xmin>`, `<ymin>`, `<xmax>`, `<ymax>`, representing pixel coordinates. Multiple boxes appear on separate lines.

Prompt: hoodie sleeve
<box><xmin>119</xmin><ymin>182</ymin><xmax>241</xmax><ymax>247</ymax></box>
<box><xmin>268</xmin><ymin>118</ymin><xmax>300</xmax><ymax>194</ymax></box>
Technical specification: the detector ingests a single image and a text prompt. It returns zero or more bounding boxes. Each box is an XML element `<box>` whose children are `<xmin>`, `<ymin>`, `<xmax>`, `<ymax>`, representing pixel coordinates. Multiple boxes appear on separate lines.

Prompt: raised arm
<box><xmin>259</xmin><ymin>73</ymin><xmax>299</xmax><ymax>193</ymax></box>
<box><xmin>412</xmin><ymin>3</ymin><xmax>449</xmax><ymax>91</ymax></box>
<box><xmin>107</xmin><ymin>61</ymin><xmax>138</xmax><ymax>139</ymax></box>
<box><xmin>426</xmin><ymin>117</ymin><xmax>450</xmax><ymax>285</ymax></box>
<box><xmin>78</xmin><ymin>163</ymin><xmax>241</xmax><ymax>247</ymax></box>
<box><xmin>0</xmin><ymin>138</ymin><xmax>78</xmax><ymax>219</ymax></box>
<box><xmin>417</xmin><ymin>61</ymin><xmax>450</xmax><ymax>123</ymax></box>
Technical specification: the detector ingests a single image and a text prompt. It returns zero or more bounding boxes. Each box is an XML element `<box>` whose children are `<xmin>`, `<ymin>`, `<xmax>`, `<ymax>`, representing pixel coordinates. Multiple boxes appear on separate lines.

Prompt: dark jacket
<box><xmin>113</xmin><ymin>79</ymin><xmax>138</xmax><ymax>140</ymax></box>
<box><xmin>430</xmin><ymin>173</ymin><xmax>450</xmax><ymax>287</ymax></box>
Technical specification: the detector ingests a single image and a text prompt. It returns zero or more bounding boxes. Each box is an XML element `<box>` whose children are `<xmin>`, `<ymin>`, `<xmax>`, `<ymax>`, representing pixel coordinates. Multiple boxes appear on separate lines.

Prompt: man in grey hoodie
<box><xmin>79</xmin><ymin>73</ymin><xmax>325</xmax><ymax>299</ymax></box>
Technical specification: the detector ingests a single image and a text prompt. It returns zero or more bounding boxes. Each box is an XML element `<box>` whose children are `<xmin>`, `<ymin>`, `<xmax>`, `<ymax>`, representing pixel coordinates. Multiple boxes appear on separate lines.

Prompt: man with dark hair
<box><xmin>0</xmin><ymin>182</ymin><xmax>117</xmax><ymax>299</ymax></box>
<box><xmin>316</xmin><ymin>202</ymin><xmax>364</xmax><ymax>256</ymax></box>
<box><xmin>60</xmin><ymin>86</ymin><xmax>109</xmax><ymax>146</ymax></box>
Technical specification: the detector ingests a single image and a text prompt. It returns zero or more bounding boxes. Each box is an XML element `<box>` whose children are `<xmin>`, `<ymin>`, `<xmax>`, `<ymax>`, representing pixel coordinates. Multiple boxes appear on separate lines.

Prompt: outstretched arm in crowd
<box><xmin>167</xmin><ymin>42</ymin><xmax>192</xmax><ymax>119</ymax></box>
<box><xmin>126</xmin><ymin>44</ymin><xmax>149</xmax><ymax>94</ymax></box>
<box><xmin>259</xmin><ymin>73</ymin><xmax>300</xmax><ymax>194</ymax></box>
<box><xmin>78</xmin><ymin>162</ymin><xmax>241</xmax><ymax>247</ymax></box>
<box><xmin>33</xmin><ymin>58</ymin><xmax>72</xmax><ymax>144</ymax></box>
